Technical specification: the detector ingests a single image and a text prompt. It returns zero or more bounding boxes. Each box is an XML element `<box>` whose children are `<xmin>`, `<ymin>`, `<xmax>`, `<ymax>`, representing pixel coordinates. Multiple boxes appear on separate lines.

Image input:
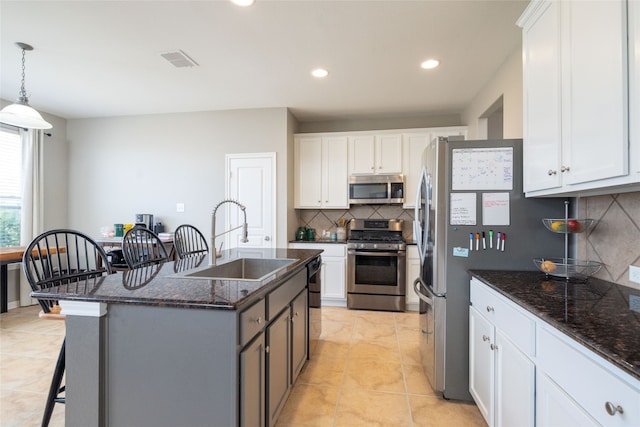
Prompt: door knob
<box><xmin>264</xmin><ymin>236</ymin><xmax>270</xmax><ymax>241</ymax></box>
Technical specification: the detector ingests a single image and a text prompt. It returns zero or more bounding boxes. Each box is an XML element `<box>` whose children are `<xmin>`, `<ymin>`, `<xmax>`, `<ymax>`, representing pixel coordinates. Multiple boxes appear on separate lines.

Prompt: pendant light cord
<box><xmin>18</xmin><ymin>48</ymin><xmax>28</xmax><ymax>102</ymax></box>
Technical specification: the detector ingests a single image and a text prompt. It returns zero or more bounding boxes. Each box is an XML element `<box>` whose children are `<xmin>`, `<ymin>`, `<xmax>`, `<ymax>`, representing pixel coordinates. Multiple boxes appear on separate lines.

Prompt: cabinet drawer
<box><xmin>288</xmin><ymin>243</ymin><xmax>346</xmax><ymax>257</ymax></box>
<box><xmin>267</xmin><ymin>269</ymin><xmax>306</xmax><ymax>320</ymax></box>
<box><xmin>470</xmin><ymin>279</ymin><xmax>535</xmax><ymax>356</ymax></box>
<box><xmin>538</xmin><ymin>325</ymin><xmax>640</xmax><ymax>426</ymax></box>
<box><xmin>240</xmin><ymin>300</ymin><xmax>266</xmax><ymax>347</ymax></box>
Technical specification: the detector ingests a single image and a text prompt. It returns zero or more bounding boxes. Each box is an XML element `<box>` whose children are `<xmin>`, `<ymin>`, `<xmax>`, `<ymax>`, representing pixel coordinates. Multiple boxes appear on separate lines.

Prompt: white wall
<box><xmin>66</xmin><ymin>107</ymin><xmax>292</xmax><ymax>246</ymax></box>
<box><xmin>462</xmin><ymin>47</ymin><xmax>523</xmax><ymax>140</ymax></box>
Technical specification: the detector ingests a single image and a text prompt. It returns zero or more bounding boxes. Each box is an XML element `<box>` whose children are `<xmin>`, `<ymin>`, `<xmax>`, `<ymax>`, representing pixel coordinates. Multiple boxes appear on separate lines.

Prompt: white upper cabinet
<box><xmin>402</xmin><ymin>133</ymin><xmax>431</xmax><ymax>208</ymax></box>
<box><xmin>518</xmin><ymin>0</ymin><xmax>639</xmax><ymax>197</ymax></box>
<box><xmin>294</xmin><ymin>135</ymin><xmax>348</xmax><ymax>209</ymax></box>
<box><xmin>348</xmin><ymin>134</ymin><xmax>402</xmax><ymax>175</ymax></box>
<box><xmin>402</xmin><ymin>127</ymin><xmax>467</xmax><ymax>208</ymax></box>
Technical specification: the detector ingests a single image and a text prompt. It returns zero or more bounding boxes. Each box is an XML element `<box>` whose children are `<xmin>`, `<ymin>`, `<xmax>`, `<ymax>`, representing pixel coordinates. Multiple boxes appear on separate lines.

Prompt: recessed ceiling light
<box><xmin>421</xmin><ymin>59</ymin><xmax>440</xmax><ymax>70</ymax></box>
<box><xmin>231</xmin><ymin>0</ymin><xmax>255</xmax><ymax>6</ymax></box>
<box><xmin>311</xmin><ymin>68</ymin><xmax>329</xmax><ymax>78</ymax></box>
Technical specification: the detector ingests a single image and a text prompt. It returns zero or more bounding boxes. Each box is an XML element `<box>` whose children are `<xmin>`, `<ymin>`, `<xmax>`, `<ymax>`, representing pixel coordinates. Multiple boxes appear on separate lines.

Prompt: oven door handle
<box><xmin>413</xmin><ymin>277</ymin><xmax>434</xmax><ymax>306</ymax></box>
<box><xmin>348</xmin><ymin>250</ymin><xmax>403</xmax><ymax>257</ymax></box>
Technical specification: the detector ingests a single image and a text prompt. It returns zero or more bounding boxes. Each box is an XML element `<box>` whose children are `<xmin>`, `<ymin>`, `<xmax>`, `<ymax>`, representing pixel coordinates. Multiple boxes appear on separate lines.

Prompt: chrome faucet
<box><xmin>210</xmin><ymin>199</ymin><xmax>249</xmax><ymax>265</ymax></box>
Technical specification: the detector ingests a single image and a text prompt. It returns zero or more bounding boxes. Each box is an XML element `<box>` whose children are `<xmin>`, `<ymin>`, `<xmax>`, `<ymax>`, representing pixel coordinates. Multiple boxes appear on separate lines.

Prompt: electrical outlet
<box><xmin>629</xmin><ymin>265</ymin><xmax>640</xmax><ymax>284</ymax></box>
<box><xmin>176</xmin><ymin>203</ymin><xmax>185</xmax><ymax>213</ymax></box>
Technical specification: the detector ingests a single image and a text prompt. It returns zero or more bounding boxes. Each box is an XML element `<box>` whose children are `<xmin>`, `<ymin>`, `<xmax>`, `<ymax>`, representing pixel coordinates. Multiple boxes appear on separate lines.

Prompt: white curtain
<box><xmin>19</xmin><ymin>129</ymin><xmax>44</xmax><ymax>306</ymax></box>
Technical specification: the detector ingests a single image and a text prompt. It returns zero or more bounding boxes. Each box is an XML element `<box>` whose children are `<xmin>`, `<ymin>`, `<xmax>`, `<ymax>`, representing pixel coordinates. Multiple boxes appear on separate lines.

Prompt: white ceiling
<box><xmin>0</xmin><ymin>0</ymin><xmax>528</xmax><ymax>123</ymax></box>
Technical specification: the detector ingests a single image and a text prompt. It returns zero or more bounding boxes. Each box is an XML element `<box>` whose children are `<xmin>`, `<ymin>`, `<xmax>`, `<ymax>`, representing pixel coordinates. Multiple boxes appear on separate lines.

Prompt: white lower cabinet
<box><xmin>469</xmin><ymin>278</ymin><xmax>536</xmax><ymax>427</ymax></box>
<box><xmin>537</xmin><ymin>324</ymin><xmax>640</xmax><ymax>427</ymax></box>
<box><xmin>288</xmin><ymin>243</ymin><xmax>346</xmax><ymax>306</ymax></box>
<box><xmin>405</xmin><ymin>245</ymin><xmax>419</xmax><ymax>311</ymax></box>
<box><xmin>471</xmin><ymin>277</ymin><xmax>640</xmax><ymax>427</ymax></box>
<box><xmin>536</xmin><ymin>372</ymin><xmax>599</xmax><ymax>427</ymax></box>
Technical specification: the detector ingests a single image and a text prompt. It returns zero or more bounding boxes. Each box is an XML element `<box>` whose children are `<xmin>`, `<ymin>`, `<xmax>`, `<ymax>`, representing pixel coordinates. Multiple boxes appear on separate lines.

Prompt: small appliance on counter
<box><xmin>135</xmin><ymin>213</ymin><xmax>154</xmax><ymax>230</ymax></box>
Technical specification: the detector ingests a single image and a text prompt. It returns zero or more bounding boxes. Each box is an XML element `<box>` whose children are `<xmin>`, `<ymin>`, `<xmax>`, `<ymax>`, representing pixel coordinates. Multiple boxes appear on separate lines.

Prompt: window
<box><xmin>0</xmin><ymin>127</ymin><xmax>21</xmax><ymax>247</ymax></box>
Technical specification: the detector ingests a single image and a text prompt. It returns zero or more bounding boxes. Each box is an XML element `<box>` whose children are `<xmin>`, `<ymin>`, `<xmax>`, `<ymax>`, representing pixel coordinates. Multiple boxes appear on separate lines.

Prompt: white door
<box><xmin>226</xmin><ymin>153</ymin><xmax>276</xmax><ymax>252</ymax></box>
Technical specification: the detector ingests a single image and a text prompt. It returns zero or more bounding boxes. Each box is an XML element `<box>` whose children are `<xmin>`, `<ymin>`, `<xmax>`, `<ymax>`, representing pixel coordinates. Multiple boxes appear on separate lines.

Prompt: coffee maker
<box><xmin>135</xmin><ymin>213</ymin><xmax>154</xmax><ymax>230</ymax></box>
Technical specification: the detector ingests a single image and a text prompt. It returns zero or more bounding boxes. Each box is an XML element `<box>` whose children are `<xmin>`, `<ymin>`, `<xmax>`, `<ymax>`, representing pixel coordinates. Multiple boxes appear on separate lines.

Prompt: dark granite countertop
<box><xmin>469</xmin><ymin>270</ymin><xmax>640</xmax><ymax>381</ymax></box>
<box><xmin>31</xmin><ymin>248</ymin><xmax>322</xmax><ymax>311</ymax></box>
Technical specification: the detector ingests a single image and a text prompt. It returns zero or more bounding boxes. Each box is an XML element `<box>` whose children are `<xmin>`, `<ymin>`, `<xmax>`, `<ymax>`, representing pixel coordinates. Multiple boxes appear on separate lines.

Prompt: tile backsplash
<box><xmin>296</xmin><ymin>205</ymin><xmax>415</xmax><ymax>241</ymax></box>
<box><xmin>577</xmin><ymin>192</ymin><xmax>640</xmax><ymax>290</ymax></box>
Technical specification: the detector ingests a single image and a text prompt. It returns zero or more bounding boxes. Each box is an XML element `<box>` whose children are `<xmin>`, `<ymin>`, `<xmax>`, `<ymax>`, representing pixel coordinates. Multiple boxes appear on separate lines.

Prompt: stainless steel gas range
<box><xmin>346</xmin><ymin>219</ymin><xmax>406</xmax><ymax>312</ymax></box>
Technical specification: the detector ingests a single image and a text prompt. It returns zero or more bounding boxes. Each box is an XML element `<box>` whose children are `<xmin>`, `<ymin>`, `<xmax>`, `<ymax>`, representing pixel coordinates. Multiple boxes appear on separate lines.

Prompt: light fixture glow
<box><xmin>420</xmin><ymin>59</ymin><xmax>440</xmax><ymax>70</ymax></box>
<box><xmin>230</xmin><ymin>0</ymin><xmax>255</xmax><ymax>6</ymax></box>
<box><xmin>311</xmin><ymin>68</ymin><xmax>329</xmax><ymax>78</ymax></box>
<box><xmin>0</xmin><ymin>42</ymin><xmax>52</xmax><ymax>130</ymax></box>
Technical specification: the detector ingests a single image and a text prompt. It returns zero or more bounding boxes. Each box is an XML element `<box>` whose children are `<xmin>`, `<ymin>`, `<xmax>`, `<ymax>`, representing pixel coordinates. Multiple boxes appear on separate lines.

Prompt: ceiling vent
<box><xmin>160</xmin><ymin>50</ymin><xmax>199</xmax><ymax>68</ymax></box>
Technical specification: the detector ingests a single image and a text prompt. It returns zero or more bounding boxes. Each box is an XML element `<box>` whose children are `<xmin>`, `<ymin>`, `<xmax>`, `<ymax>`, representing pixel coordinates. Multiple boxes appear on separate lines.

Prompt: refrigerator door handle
<box><xmin>413</xmin><ymin>277</ymin><xmax>434</xmax><ymax>306</ymax></box>
<box><xmin>414</xmin><ymin>168</ymin><xmax>429</xmax><ymax>265</ymax></box>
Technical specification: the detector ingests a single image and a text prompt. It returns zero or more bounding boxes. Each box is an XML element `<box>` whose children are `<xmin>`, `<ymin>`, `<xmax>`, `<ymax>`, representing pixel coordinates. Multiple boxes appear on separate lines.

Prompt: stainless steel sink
<box><xmin>179</xmin><ymin>258</ymin><xmax>297</xmax><ymax>281</ymax></box>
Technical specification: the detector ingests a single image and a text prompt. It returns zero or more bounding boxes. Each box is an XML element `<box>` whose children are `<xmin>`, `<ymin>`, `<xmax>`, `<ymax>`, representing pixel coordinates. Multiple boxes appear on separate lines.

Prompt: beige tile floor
<box><xmin>0</xmin><ymin>305</ymin><xmax>485</xmax><ymax>427</ymax></box>
<box><xmin>276</xmin><ymin>306</ymin><xmax>486</xmax><ymax>427</ymax></box>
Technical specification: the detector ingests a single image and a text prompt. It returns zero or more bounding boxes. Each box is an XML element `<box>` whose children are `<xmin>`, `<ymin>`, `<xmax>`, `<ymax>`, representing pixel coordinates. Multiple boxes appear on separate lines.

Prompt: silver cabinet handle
<box><xmin>561</xmin><ymin>165</ymin><xmax>570</xmax><ymax>172</ymax></box>
<box><xmin>486</xmin><ymin>306</ymin><xmax>494</xmax><ymax>313</ymax></box>
<box><xmin>265</xmin><ymin>346</ymin><xmax>270</xmax><ymax>354</ymax></box>
<box><xmin>482</xmin><ymin>335</ymin><xmax>490</xmax><ymax>342</ymax></box>
<box><xmin>605</xmin><ymin>402</ymin><xmax>624</xmax><ymax>416</ymax></box>
<box><xmin>548</xmin><ymin>169</ymin><xmax>557</xmax><ymax>176</ymax></box>
<box><xmin>256</xmin><ymin>316</ymin><xmax>262</xmax><ymax>324</ymax></box>
<box><xmin>490</xmin><ymin>344</ymin><xmax>498</xmax><ymax>351</ymax></box>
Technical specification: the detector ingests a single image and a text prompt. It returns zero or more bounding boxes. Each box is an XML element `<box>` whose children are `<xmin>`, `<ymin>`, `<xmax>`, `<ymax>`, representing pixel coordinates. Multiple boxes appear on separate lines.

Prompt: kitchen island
<box><xmin>31</xmin><ymin>248</ymin><xmax>322</xmax><ymax>427</ymax></box>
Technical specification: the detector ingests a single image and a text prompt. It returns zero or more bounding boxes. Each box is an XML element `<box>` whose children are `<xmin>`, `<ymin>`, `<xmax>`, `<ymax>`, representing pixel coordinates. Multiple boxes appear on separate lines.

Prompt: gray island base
<box><xmin>33</xmin><ymin>248</ymin><xmax>322</xmax><ymax>427</ymax></box>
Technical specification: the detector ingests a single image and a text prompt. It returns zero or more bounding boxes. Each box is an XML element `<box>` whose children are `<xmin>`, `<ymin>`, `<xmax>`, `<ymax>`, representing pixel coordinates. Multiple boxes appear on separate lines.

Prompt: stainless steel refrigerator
<box><xmin>413</xmin><ymin>137</ymin><xmax>564</xmax><ymax>401</ymax></box>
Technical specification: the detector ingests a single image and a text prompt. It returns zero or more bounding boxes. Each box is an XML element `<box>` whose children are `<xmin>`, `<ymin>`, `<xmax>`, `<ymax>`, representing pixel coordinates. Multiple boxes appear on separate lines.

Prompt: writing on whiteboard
<box><xmin>451</xmin><ymin>147</ymin><xmax>514</xmax><ymax>190</ymax></box>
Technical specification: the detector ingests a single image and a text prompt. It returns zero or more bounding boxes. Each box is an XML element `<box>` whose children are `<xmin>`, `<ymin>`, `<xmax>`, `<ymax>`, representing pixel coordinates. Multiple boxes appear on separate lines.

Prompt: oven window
<box><xmin>354</xmin><ymin>254</ymin><xmax>398</xmax><ymax>286</ymax></box>
<box><xmin>350</xmin><ymin>183</ymin><xmax>388</xmax><ymax>200</ymax></box>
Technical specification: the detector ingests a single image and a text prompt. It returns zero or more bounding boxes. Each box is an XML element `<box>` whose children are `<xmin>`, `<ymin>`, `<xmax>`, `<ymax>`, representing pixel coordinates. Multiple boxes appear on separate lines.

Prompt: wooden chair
<box><xmin>122</xmin><ymin>226</ymin><xmax>168</xmax><ymax>269</ymax></box>
<box><xmin>22</xmin><ymin>229</ymin><xmax>112</xmax><ymax>427</ymax></box>
<box><xmin>174</xmin><ymin>224</ymin><xmax>209</xmax><ymax>259</ymax></box>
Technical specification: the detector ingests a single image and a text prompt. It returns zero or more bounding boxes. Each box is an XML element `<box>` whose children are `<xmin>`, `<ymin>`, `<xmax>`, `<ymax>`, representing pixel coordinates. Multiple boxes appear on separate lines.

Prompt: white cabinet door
<box><xmin>628</xmin><ymin>0</ymin><xmax>640</xmax><ymax>182</ymax></box>
<box><xmin>322</xmin><ymin>257</ymin><xmax>346</xmax><ymax>301</ymax></box>
<box><xmin>405</xmin><ymin>245</ymin><xmax>420</xmax><ymax>310</ymax></box>
<box><xmin>376</xmin><ymin>134</ymin><xmax>402</xmax><ymax>174</ymax></box>
<box><xmin>561</xmin><ymin>0</ymin><xmax>628</xmax><ymax>185</ymax></box>
<box><xmin>494</xmin><ymin>330</ymin><xmax>535</xmax><ymax>427</ymax></box>
<box><xmin>295</xmin><ymin>136</ymin><xmax>348</xmax><ymax>209</ymax></box>
<box><xmin>295</xmin><ymin>136</ymin><xmax>323</xmax><ymax>207</ymax></box>
<box><xmin>519</xmin><ymin>0</ymin><xmax>632</xmax><ymax>196</ymax></box>
<box><xmin>521</xmin><ymin>0</ymin><xmax>562</xmax><ymax>193</ymax></box>
<box><xmin>322</xmin><ymin>136</ymin><xmax>348</xmax><ymax>208</ymax></box>
<box><xmin>536</xmin><ymin>373</ymin><xmax>599</xmax><ymax>427</ymax></box>
<box><xmin>348</xmin><ymin>135</ymin><xmax>376</xmax><ymax>174</ymax></box>
<box><xmin>469</xmin><ymin>306</ymin><xmax>494</xmax><ymax>426</ymax></box>
<box><xmin>348</xmin><ymin>134</ymin><xmax>402</xmax><ymax>175</ymax></box>
<box><xmin>402</xmin><ymin>133</ymin><xmax>430</xmax><ymax>208</ymax></box>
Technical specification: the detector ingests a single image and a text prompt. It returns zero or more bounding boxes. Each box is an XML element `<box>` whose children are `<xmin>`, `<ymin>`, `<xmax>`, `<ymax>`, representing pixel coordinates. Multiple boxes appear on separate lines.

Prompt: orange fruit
<box><xmin>540</xmin><ymin>260</ymin><xmax>557</xmax><ymax>273</ymax></box>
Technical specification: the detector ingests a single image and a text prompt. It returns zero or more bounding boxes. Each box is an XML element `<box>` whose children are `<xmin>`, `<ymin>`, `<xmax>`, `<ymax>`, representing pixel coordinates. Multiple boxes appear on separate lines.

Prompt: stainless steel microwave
<box><xmin>348</xmin><ymin>174</ymin><xmax>405</xmax><ymax>205</ymax></box>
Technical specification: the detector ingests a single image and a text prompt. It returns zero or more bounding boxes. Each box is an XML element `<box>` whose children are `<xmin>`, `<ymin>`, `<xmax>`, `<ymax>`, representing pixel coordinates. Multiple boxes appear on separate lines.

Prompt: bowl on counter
<box><xmin>533</xmin><ymin>257</ymin><xmax>602</xmax><ymax>281</ymax></box>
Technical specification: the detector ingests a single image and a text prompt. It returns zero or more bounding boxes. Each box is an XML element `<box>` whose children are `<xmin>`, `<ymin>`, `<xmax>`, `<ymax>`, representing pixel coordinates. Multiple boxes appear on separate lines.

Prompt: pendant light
<box><xmin>0</xmin><ymin>42</ymin><xmax>52</xmax><ymax>130</ymax></box>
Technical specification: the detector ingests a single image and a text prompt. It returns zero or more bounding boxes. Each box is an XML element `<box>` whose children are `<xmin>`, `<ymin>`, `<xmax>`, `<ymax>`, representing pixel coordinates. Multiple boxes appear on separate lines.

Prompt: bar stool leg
<box><xmin>42</xmin><ymin>338</ymin><xmax>65</xmax><ymax>427</ymax></box>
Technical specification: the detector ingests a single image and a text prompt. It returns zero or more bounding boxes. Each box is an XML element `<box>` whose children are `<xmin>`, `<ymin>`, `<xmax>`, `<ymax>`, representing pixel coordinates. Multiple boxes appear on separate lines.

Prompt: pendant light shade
<box><xmin>0</xmin><ymin>42</ymin><xmax>52</xmax><ymax>130</ymax></box>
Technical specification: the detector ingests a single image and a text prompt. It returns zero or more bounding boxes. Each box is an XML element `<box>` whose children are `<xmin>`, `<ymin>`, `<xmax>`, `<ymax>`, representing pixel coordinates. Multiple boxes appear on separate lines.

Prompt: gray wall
<box><xmin>66</xmin><ymin>107</ymin><xmax>292</xmax><ymax>246</ymax></box>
